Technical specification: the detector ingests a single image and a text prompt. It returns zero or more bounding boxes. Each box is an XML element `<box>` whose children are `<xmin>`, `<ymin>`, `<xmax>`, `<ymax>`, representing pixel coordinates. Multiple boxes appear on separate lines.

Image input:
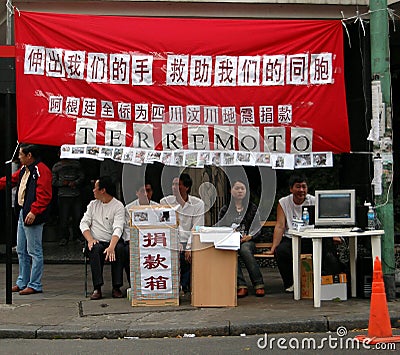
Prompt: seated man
<box><xmin>267</xmin><ymin>174</ymin><xmax>315</xmax><ymax>292</ymax></box>
<box><xmin>123</xmin><ymin>182</ymin><xmax>158</xmax><ymax>284</ymax></box>
<box><xmin>125</xmin><ymin>182</ymin><xmax>158</xmax><ymax>208</ymax></box>
<box><xmin>80</xmin><ymin>176</ymin><xmax>126</xmax><ymax>300</ymax></box>
<box><xmin>160</xmin><ymin>173</ymin><xmax>204</xmax><ymax>293</ymax></box>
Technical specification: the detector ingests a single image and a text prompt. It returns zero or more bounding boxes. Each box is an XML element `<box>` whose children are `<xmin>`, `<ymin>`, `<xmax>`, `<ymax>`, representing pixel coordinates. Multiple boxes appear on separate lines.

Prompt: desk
<box><xmin>288</xmin><ymin>228</ymin><xmax>384</xmax><ymax>308</ymax></box>
<box><xmin>191</xmin><ymin>234</ymin><xmax>237</xmax><ymax>307</ymax></box>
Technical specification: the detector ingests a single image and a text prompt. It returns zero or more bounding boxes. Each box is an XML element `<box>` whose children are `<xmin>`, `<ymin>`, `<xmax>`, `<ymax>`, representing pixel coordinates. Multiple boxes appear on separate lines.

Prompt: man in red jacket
<box><xmin>0</xmin><ymin>143</ymin><xmax>52</xmax><ymax>295</ymax></box>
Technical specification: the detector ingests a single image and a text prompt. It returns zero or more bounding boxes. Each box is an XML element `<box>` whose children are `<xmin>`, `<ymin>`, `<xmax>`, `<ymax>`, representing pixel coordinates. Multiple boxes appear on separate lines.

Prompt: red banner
<box><xmin>14</xmin><ymin>11</ymin><xmax>349</xmax><ymax>153</ymax></box>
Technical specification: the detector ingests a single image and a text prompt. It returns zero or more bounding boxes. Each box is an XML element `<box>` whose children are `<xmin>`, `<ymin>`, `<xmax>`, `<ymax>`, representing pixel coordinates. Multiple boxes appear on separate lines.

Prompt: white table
<box><xmin>288</xmin><ymin>228</ymin><xmax>384</xmax><ymax>308</ymax></box>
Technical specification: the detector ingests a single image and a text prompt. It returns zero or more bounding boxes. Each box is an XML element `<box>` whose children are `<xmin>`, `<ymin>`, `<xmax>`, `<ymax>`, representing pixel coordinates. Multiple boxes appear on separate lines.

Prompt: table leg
<box><xmin>312</xmin><ymin>238</ymin><xmax>322</xmax><ymax>308</ymax></box>
<box><xmin>370</xmin><ymin>234</ymin><xmax>382</xmax><ymax>265</ymax></box>
<box><xmin>349</xmin><ymin>236</ymin><xmax>357</xmax><ymax>297</ymax></box>
<box><xmin>292</xmin><ymin>236</ymin><xmax>301</xmax><ymax>300</ymax></box>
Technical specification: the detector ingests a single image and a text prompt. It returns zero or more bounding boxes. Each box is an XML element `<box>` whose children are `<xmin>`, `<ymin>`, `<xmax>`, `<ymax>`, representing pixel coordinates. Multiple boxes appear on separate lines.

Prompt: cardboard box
<box><xmin>301</xmin><ymin>254</ymin><xmax>313</xmax><ymax>299</ymax></box>
<box><xmin>320</xmin><ymin>273</ymin><xmax>347</xmax><ymax>301</ymax></box>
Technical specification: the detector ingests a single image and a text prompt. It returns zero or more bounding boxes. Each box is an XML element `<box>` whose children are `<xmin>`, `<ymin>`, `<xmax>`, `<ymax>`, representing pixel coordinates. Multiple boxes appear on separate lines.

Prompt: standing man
<box><xmin>80</xmin><ymin>176</ymin><xmax>125</xmax><ymax>300</ymax></box>
<box><xmin>52</xmin><ymin>156</ymin><xmax>85</xmax><ymax>246</ymax></box>
<box><xmin>0</xmin><ymin>143</ymin><xmax>52</xmax><ymax>295</ymax></box>
<box><xmin>160</xmin><ymin>173</ymin><xmax>204</xmax><ymax>293</ymax></box>
<box><xmin>267</xmin><ymin>174</ymin><xmax>315</xmax><ymax>293</ymax></box>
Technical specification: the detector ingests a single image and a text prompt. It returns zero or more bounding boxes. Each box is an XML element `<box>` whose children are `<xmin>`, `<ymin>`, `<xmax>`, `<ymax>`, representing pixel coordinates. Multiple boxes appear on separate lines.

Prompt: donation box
<box><xmin>191</xmin><ymin>230</ymin><xmax>238</xmax><ymax>307</ymax></box>
<box><xmin>129</xmin><ymin>205</ymin><xmax>179</xmax><ymax>306</ymax></box>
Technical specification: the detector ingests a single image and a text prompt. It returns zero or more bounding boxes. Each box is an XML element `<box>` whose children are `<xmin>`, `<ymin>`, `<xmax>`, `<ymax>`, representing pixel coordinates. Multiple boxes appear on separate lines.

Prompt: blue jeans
<box><xmin>237</xmin><ymin>241</ymin><xmax>264</xmax><ymax>289</ymax></box>
<box><xmin>16</xmin><ymin>210</ymin><xmax>44</xmax><ymax>291</ymax></box>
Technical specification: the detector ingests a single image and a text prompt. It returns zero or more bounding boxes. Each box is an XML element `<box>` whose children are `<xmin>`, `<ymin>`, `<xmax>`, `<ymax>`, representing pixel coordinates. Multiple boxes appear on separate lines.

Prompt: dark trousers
<box><xmin>275</xmin><ymin>237</ymin><xmax>312</xmax><ymax>289</ymax></box>
<box><xmin>89</xmin><ymin>239</ymin><xmax>125</xmax><ymax>290</ymax></box>
<box><xmin>180</xmin><ymin>243</ymin><xmax>191</xmax><ymax>292</ymax></box>
<box><xmin>58</xmin><ymin>196</ymin><xmax>82</xmax><ymax>240</ymax></box>
<box><xmin>123</xmin><ymin>241</ymin><xmax>130</xmax><ymax>286</ymax></box>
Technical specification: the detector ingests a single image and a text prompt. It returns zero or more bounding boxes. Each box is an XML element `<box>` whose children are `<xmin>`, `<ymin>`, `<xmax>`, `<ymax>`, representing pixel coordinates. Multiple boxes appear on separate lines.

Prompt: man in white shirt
<box><xmin>123</xmin><ymin>182</ymin><xmax>158</xmax><ymax>285</ymax></box>
<box><xmin>160</xmin><ymin>173</ymin><xmax>204</xmax><ymax>293</ymax></box>
<box><xmin>267</xmin><ymin>174</ymin><xmax>315</xmax><ymax>293</ymax></box>
<box><xmin>80</xmin><ymin>176</ymin><xmax>126</xmax><ymax>300</ymax></box>
<box><xmin>125</xmin><ymin>182</ymin><xmax>158</xmax><ymax>209</ymax></box>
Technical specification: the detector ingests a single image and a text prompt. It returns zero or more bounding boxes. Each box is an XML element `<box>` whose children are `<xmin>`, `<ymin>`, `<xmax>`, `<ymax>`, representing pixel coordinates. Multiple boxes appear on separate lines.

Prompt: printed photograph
<box><xmin>198</xmin><ymin>151</ymin><xmax>211</xmax><ymax>167</ymax></box>
<box><xmin>113</xmin><ymin>148</ymin><xmax>123</xmax><ymax>161</ymax></box>
<box><xmin>161</xmin><ymin>152</ymin><xmax>172</xmax><ymax>165</ymax></box>
<box><xmin>145</xmin><ymin>151</ymin><xmax>162</xmax><ymax>163</ymax></box>
<box><xmin>159</xmin><ymin>211</ymin><xmax>170</xmax><ymax>222</ymax></box>
<box><xmin>173</xmin><ymin>152</ymin><xmax>184</xmax><ymax>166</ymax></box>
<box><xmin>86</xmin><ymin>146</ymin><xmax>100</xmax><ymax>156</ymax></box>
<box><xmin>71</xmin><ymin>146</ymin><xmax>85</xmax><ymax>155</ymax></box>
<box><xmin>134</xmin><ymin>150</ymin><xmax>146</xmax><ymax>164</ymax></box>
<box><xmin>100</xmin><ymin>147</ymin><xmax>113</xmax><ymax>157</ymax></box>
<box><xmin>122</xmin><ymin>149</ymin><xmax>134</xmax><ymax>162</ymax></box>
<box><xmin>211</xmin><ymin>152</ymin><xmax>221</xmax><ymax>166</ymax></box>
<box><xmin>295</xmin><ymin>153</ymin><xmax>312</xmax><ymax>168</ymax></box>
<box><xmin>223</xmin><ymin>152</ymin><xmax>235</xmax><ymax>166</ymax></box>
<box><xmin>255</xmin><ymin>153</ymin><xmax>271</xmax><ymax>165</ymax></box>
<box><xmin>184</xmin><ymin>152</ymin><xmax>198</xmax><ymax>167</ymax></box>
<box><xmin>134</xmin><ymin>211</ymin><xmax>149</xmax><ymax>222</ymax></box>
<box><xmin>313</xmin><ymin>153</ymin><xmax>327</xmax><ymax>167</ymax></box>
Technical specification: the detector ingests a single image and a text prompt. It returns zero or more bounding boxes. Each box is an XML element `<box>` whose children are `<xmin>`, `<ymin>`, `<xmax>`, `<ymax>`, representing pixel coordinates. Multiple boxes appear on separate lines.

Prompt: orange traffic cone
<box><xmin>355</xmin><ymin>257</ymin><xmax>400</xmax><ymax>344</ymax></box>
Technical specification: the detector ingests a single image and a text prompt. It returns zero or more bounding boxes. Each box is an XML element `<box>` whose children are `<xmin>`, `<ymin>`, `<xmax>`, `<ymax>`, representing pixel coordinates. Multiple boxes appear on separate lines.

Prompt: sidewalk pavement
<box><xmin>0</xmin><ymin>262</ymin><xmax>399</xmax><ymax>340</ymax></box>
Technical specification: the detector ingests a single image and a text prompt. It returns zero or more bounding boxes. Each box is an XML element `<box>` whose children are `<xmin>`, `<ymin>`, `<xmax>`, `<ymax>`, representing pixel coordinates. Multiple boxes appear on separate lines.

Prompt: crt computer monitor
<box><xmin>314</xmin><ymin>189</ymin><xmax>356</xmax><ymax>227</ymax></box>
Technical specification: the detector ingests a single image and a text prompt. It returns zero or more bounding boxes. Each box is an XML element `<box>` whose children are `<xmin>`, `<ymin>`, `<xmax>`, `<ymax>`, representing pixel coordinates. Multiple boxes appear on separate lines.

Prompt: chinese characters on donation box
<box><xmin>130</xmin><ymin>206</ymin><xmax>179</xmax><ymax>306</ymax></box>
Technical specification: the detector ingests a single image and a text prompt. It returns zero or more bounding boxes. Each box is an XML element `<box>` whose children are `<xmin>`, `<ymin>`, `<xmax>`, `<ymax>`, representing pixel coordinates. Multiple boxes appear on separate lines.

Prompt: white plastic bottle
<box><xmin>302</xmin><ymin>207</ymin><xmax>310</xmax><ymax>226</ymax></box>
<box><xmin>367</xmin><ymin>205</ymin><xmax>375</xmax><ymax>230</ymax></box>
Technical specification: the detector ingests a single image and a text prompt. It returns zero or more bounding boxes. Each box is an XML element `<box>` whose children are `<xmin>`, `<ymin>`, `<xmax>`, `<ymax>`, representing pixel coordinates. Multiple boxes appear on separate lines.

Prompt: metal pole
<box><xmin>4</xmin><ymin>0</ymin><xmax>14</xmax><ymax>304</ymax></box>
<box><xmin>5</xmin><ymin>96</ymin><xmax>13</xmax><ymax>305</ymax></box>
<box><xmin>369</xmin><ymin>0</ymin><xmax>396</xmax><ymax>300</ymax></box>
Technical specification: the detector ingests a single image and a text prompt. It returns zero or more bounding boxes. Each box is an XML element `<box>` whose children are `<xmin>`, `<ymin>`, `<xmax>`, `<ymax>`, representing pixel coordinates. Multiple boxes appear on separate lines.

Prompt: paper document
<box><xmin>196</xmin><ymin>226</ymin><xmax>233</xmax><ymax>233</ymax></box>
<box><xmin>214</xmin><ymin>232</ymin><xmax>241</xmax><ymax>250</ymax></box>
<box><xmin>195</xmin><ymin>226</ymin><xmax>240</xmax><ymax>250</ymax></box>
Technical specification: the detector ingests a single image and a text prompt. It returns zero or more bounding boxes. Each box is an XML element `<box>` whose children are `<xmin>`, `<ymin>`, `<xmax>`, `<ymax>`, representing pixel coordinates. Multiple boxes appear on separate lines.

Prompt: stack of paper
<box><xmin>214</xmin><ymin>232</ymin><xmax>241</xmax><ymax>250</ymax></box>
<box><xmin>195</xmin><ymin>226</ymin><xmax>240</xmax><ymax>250</ymax></box>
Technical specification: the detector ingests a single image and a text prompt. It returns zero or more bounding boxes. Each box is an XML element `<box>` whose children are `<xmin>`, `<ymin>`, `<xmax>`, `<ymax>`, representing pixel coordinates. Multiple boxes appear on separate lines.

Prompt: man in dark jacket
<box><xmin>52</xmin><ymin>157</ymin><xmax>84</xmax><ymax>246</ymax></box>
<box><xmin>0</xmin><ymin>143</ymin><xmax>52</xmax><ymax>295</ymax></box>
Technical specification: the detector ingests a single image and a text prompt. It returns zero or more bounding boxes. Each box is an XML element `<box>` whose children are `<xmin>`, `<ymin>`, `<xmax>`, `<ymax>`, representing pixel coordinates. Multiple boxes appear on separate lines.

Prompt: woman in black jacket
<box><xmin>218</xmin><ymin>179</ymin><xmax>265</xmax><ymax>298</ymax></box>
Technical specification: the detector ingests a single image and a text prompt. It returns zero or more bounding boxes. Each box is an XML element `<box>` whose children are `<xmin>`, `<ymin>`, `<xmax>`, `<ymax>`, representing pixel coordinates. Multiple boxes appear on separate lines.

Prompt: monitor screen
<box><xmin>315</xmin><ymin>189</ymin><xmax>356</xmax><ymax>227</ymax></box>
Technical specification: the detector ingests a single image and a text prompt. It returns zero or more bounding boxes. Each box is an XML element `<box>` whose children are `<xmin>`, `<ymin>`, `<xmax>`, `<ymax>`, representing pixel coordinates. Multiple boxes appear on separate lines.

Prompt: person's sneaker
<box><xmin>59</xmin><ymin>238</ymin><xmax>68</xmax><ymax>246</ymax></box>
<box><xmin>285</xmin><ymin>285</ymin><xmax>294</xmax><ymax>293</ymax></box>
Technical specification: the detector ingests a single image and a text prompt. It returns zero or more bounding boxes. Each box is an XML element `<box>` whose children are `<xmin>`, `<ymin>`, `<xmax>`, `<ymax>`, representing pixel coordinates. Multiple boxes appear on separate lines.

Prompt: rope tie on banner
<box><xmin>6</xmin><ymin>0</ymin><xmax>13</xmax><ymax>13</ymax></box>
<box><xmin>340</xmin><ymin>7</ymin><xmax>400</xmax><ymax>43</ymax></box>
<box><xmin>5</xmin><ymin>141</ymin><xmax>19</xmax><ymax>165</ymax></box>
<box><xmin>6</xmin><ymin>0</ymin><xmax>19</xmax><ymax>16</ymax></box>
<box><xmin>341</xmin><ymin>12</ymin><xmax>352</xmax><ymax>48</ymax></box>
<box><xmin>353</xmin><ymin>10</ymin><xmax>366</xmax><ymax>37</ymax></box>
<box><xmin>387</xmin><ymin>8</ymin><xmax>396</xmax><ymax>32</ymax></box>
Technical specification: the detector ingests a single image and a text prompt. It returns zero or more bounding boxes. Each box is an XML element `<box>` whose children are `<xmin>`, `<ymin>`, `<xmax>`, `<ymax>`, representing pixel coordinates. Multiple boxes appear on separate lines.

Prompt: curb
<box><xmin>0</xmin><ymin>317</ymin><xmax>375</xmax><ymax>339</ymax></box>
